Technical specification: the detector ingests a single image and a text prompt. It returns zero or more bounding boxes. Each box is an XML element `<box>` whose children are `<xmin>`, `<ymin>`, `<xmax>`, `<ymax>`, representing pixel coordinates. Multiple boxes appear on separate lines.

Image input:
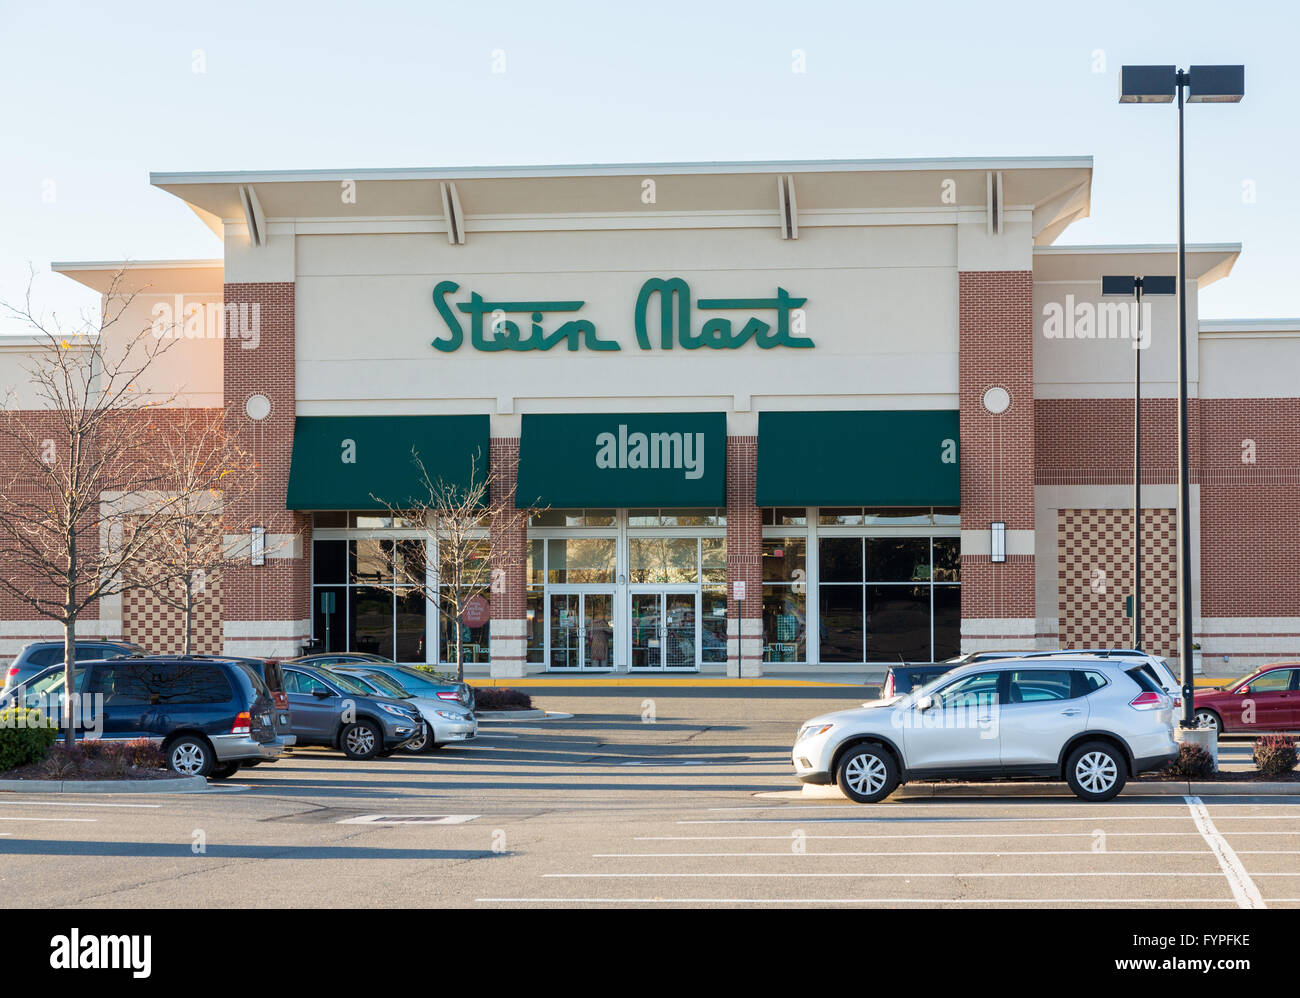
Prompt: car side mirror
<box><xmin>312</xmin><ymin>688</ymin><xmax>332</xmax><ymax>699</ymax></box>
<box><xmin>916</xmin><ymin>694</ymin><xmax>934</xmax><ymax>711</ymax></box>
<box><xmin>1236</xmin><ymin>685</ymin><xmax>1250</xmax><ymax>695</ymax></box>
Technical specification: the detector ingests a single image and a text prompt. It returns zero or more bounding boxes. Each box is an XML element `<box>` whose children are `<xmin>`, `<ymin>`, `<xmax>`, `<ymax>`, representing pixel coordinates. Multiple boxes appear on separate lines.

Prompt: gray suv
<box><xmin>283</xmin><ymin>665</ymin><xmax>424</xmax><ymax>759</ymax></box>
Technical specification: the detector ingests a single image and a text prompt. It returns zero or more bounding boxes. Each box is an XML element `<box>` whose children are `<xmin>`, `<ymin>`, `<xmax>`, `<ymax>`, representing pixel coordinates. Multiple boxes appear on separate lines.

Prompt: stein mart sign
<box><xmin>431</xmin><ymin>277</ymin><xmax>812</xmax><ymax>353</ymax></box>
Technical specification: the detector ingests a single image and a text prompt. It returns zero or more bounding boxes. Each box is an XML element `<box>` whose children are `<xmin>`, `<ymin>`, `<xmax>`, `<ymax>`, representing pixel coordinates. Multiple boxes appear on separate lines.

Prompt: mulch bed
<box><xmin>1139</xmin><ymin>769</ymin><xmax>1300</xmax><ymax>783</ymax></box>
<box><xmin>1</xmin><ymin>760</ymin><xmax>173</xmax><ymax>781</ymax></box>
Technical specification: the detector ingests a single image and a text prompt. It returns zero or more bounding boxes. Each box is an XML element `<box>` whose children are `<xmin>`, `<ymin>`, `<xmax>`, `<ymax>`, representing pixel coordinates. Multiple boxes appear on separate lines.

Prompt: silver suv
<box><xmin>793</xmin><ymin>658</ymin><xmax>1178</xmax><ymax>803</ymax></box>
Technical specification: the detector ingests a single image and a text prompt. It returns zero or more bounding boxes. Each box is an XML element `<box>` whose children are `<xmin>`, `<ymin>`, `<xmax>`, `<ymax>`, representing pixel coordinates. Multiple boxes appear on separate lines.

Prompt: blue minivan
<box><xmin>2</xmin><ymin>656</ymin><xmax>288</xmax><ymax>779</ymax></box>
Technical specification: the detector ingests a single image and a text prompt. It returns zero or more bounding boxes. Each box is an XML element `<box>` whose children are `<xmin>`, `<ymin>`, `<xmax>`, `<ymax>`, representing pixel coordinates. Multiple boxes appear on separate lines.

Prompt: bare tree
<box><xmin>122</xmin><ymin>409</ymin><xmax>261</xmax><ymax>655</ymax></box>
<box><xmin>372</xmin><ymin>449</ymin><xmax>539</xmax><ymax>683</ymax></box>
<box><xmin>0</xmin><ymin>269</ymin><xmax>195</xmax><ymax>745</ymax></box>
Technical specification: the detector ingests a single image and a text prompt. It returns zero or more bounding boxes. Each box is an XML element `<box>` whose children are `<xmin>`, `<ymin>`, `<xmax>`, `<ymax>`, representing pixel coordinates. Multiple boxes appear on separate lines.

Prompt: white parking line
<box><xmin>0</xmin><ymin>801</ymin><xmax>160</xmax><ymax>809</ymax></box>
<box><xmin>478</xmin><ymin>897</ymin><xmax>1249</xmax><ymax>905</ymax></box>
<box><xmin>1185</xmin><ymin>795</ymin><xmax>1267</xmax><ymax>909</ymax></box>
<box><xmin>544</xmin><ymin>871</ymin><xmax>1230</xmax><ymax>879</ymax></box>
<box><xmin>595</xmin><ymin>850</ymin><xmax>1227</xmax><ymax>858</ymax></box>
<box><xmin>681</xmin><ymin>814</ymin><xmax>1300</xmax><ymax>824</ymax></box>
<box><xmin>0</xmin><ymin>817</ymin><xmax>97</xmax><ymax>823</ymax></box>
<box><xmin>638</xmin><ymin>832</ymin><xmax>1296</xmax><ymax>840</ymax></box>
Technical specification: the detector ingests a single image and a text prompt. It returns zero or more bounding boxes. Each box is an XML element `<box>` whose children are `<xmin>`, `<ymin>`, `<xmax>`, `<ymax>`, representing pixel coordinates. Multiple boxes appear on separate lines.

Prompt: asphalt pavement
<box><xmin>0</xmin><ymin>687</ymin><xmax>1296</xmax><ymax>908</ymax></box>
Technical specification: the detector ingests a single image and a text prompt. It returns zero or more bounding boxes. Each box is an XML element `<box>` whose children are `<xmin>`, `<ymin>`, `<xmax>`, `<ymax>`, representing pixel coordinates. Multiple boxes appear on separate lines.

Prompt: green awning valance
<box><xmin>286</xmin><ymin>415</ymin><xmax>490</xmax><ymax>510</ymax></box>
<box><xmin>517</xmin><ymin>412</ymin><xmax>726</xmax><ymax>508</ymax></box>
<box><xmin>756</xmin><ymin>410</ymin><xmax>959</xmax><ymax>507</ymax></box>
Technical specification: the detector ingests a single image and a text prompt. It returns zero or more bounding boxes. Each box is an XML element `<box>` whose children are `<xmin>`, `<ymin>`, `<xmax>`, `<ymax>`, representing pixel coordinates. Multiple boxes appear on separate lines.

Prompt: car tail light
<box><xmin>1129</xmin><ymin>691</ymin><xmax>1165</xmax><ymax>710</ymax></box>
<box><xmin>883</xmin><ymin>673</ymin><xmax>894</xmax><ymax>698</ymax></box>
<box><xmin>231</xmin><ymin>711</ymin><xmax>252</xmax><ymax>734</ymax></box>
<box><xmin>5</xmin><ymin>666</ymin><xmax>17</xmax><ymax>681</ymax></box>
<box><xmin>436</xmin><ymin>691</ymin><xmax>460</xmax><ymax>702</ymax></box>
<box><xmin>273</xmin><ymin>692</ymin><xmax>289</xmax><ymax>710</ymax></box>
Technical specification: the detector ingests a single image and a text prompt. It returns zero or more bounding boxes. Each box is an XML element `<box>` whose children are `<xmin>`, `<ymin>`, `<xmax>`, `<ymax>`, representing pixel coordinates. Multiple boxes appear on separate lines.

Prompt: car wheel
<box><xmin>340</xmin><ymin>720</ymin><xmax>381</xmax><ymax>760</ymax></box>
<box><xmin>835</xmin><ymin>743</ymin><xmax>899</xmax><ymax>804</ymax></box>
<box><xmin>1194</xmin><ymin>710</ymin><xmax>1222</xmax><ymax>736</ymax></box>
<box><xmin>166</xmin><ymin>735</ymin><xmax>214</xmax><ymax>778</ymax></box>
<box><xmin>1066</xmin><ymin>741</ymin><xmax>1127</xmax><ymax>802</ymax></box>
<box><xmin>209</xmin><ymin>762</ymin><xmax>241</xmax><ymax>780</ymax></box>
<box><xmin>403</xmin><ymin>726</ymin><xmax>431</xmax><ymax>753</ymax></box>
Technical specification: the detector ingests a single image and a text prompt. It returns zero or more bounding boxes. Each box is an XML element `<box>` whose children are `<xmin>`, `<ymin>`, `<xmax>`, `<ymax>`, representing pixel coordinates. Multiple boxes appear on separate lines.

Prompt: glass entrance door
<box><xmin>630</xmin><ymin>590</ymin><xmax>698</xmax><ymax>671</ymax></box>
<box><xmin>548</xmin><ymin>590</ymin><xmax>615</xmax><ymax>670</ymax></box>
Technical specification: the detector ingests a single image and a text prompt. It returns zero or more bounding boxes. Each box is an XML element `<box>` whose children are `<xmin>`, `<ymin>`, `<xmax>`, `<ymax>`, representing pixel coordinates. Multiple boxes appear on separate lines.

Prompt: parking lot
<box><xmin>1</xmin><ymin>687</ymin><xmax>1297</xmax><ymax>908</ymax></box>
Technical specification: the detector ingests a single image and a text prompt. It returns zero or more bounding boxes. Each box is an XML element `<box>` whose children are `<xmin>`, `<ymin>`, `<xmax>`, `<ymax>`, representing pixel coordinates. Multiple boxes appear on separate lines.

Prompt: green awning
<box><xmin>286</xmin><ymin>415</ymin><xmax>490</xmax><ymax>510</ymax></box>
<box><xmin>517</xmin><ymin>412</ymin><xmax>726</xmax><ymax>508</ymax></box>
<box><xmin>756</xmin><ymin>410</ymin><xmax>959</xmax><ymax>507</ymax></box>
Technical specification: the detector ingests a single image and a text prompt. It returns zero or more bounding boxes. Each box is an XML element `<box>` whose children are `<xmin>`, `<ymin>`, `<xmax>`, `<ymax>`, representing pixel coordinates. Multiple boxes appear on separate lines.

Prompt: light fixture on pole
<box><xmin>1119</xmin><ymin>63</ymin><xmax>1243</xmax><ymax>727</ymax></box>
<box><xmin>1101</xmin><ymin>273</ymin><xmax>1175</xmax><ymax>651</ymax></box>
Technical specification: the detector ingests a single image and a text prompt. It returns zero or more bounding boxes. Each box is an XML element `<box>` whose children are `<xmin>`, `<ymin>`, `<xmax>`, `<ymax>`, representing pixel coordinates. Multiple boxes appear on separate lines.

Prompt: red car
<box><xmin>1193</xmin><ymin>662</ymin><xmax>1300</xmax><ymax>735</ymax></box>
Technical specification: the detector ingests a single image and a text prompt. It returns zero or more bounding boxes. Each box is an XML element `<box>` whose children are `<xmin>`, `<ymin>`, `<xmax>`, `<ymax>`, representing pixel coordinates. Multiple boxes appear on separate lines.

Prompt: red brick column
<box><xmin>726</xmin><ymin>436</ymin><xmax>762</xmax><ymax>676</ymax></box>
<box><xmin>221</xmin><ymin>282</ymin><xmax>311</xmax><ymax>657</ymax></box>
<box><xmin>958</xmin><ymin>270</ymin><xmax>1040</xmax><ymax>650</ymax></box>
<box><xmin>489</xmin><ymin>437</ymin><xmax>528</xmax><ymax>677</ymax></box>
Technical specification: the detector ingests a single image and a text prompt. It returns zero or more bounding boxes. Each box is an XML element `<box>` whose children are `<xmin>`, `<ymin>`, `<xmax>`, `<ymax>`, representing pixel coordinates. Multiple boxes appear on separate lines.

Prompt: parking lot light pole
<box><xmin>1101</xmin><ymin>274</ymin><xmax>1175</xmax><ymax>651</ymax></box>
<box><xmin>1119</xmin><ymin>64</ymin><xmax>1244</xmax><ymax>726</ymax></box>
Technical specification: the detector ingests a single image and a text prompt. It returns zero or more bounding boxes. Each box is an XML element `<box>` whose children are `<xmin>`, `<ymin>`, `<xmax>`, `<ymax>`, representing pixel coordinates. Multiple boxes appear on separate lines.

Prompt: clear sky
<box><xmin>1</xmin><ymin>0</ymin><xmax>1295</xmax><ymax>332</ymax></box>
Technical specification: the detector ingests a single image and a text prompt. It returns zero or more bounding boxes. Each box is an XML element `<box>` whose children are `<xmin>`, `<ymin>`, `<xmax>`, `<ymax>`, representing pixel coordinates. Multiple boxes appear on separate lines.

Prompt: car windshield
<box><xmin>353</xmin><ymin>671</ymin><xmax>412</xmax><ymax>698</ymax></box>
<box><xmin>393</xmin><ymin>665</ymin><xmax>455</xmax><ymax>688</ymax></box>
<box><xmin>319</xmin><ymin>670</ymin><xmax>375</xmax><ymax>696</ymax></box>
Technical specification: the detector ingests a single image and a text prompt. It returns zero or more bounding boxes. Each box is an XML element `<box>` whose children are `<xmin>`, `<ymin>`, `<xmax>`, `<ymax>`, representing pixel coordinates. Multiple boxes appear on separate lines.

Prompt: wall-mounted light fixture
<box><xmin>990</xmin><ymin>522</ymin><xmax>1007</xmax><ymax>563</ymax></box>
<box><xmin>251</xmin><ymin>526</ymin><xmax>266</xmax><ymax>566</ymax></box>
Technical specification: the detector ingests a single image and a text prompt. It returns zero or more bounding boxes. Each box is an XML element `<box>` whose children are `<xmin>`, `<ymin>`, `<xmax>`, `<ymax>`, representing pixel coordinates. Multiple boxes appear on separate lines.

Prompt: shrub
<box><xmin>0</xmin><ymin>708</ymin><xmax>59</xmax><ymax>773</ymax></box>
<box><xmin>1253</xmin><ymin>735</ymin><xmax>1298</xmax><ymax>778</ymax></box>
<box><xmin>1166</xmin><ymin>741</ymin><xmax>1215</xmax><ymax>779</ymax></box>
<box><xmin>474</xmin><ymin>687</ymin><xmax>532</xmax><ymax>711</ymax></box>
<box><xmin>119</xmin><ymin>738</ymin><xmax>166</xmax><ymax>770</ymax></box>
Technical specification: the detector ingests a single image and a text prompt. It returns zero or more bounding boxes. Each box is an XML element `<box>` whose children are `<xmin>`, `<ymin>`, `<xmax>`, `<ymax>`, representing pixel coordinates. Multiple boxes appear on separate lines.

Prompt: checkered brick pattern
<box><xmin>1057</xmin><ymin>508</ymin><xmax>1178</xmax><ymax>656</ymax></box>
<box><xmin>122</xmin><ymin>569</ymin><xmax>224</xmax><ymax>655</ymax></box>
<box><xmin>120</xmin><ymin>513</ymin><xmax>225</xmax><ymax>654</ymax></box>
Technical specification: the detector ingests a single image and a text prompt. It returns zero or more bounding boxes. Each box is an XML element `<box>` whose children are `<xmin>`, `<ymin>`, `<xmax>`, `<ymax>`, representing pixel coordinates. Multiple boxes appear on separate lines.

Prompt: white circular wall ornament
<box><xmin>982</xmin><ymin>386</ymin><xmax>1011</xmax><ymax>415</ymax></box>
<box><xmin>245</xmin><ymin>394</ymin><xmax>272</xmax><ymax>421</ymax></box>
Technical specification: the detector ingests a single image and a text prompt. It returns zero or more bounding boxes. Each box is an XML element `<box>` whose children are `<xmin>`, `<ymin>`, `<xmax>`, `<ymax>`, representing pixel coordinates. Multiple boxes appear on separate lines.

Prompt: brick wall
<box><xmin>221</xmin><ymin>282</ymin><xmax>310</xmax><ymax>652</ymax></box>
<box><xmin>725</xmin><ymin>436</ymin><xmax>762</xmax><ymax>675</ymax></box>
<box><xmin>488</xmin><ymin>437</ymin><xmax>528</xmax><ymax>676</ymax></box>
<box><xmin>1199</xmin><ymin>398</ymin><xmax>1300</xmax><ymax>618</ymax></box>
<box><xmin>1036</xmin><ymin>397</ymin><xmax>1201</xmax><ymax>485</ymax></box>
<box><xmin>959</xmin><ymin>270</ymin><xmax>1036</xmax><ymax>633</ymax></box>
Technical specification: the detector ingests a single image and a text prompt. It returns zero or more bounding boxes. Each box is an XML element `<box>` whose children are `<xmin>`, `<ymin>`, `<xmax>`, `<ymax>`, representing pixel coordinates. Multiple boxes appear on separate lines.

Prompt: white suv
<box><xmin>793</xmin><ymin>658</ymin><xmax>1179</xmax><ymax>803</ymax></box>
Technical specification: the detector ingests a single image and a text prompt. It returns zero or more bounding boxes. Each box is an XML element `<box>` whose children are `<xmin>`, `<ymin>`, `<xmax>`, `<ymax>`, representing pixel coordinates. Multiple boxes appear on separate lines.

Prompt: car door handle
<box><xmin>1060</xmin><ymin>708</ymin><xmax>1083</xmax><ymax>716</ymax></box>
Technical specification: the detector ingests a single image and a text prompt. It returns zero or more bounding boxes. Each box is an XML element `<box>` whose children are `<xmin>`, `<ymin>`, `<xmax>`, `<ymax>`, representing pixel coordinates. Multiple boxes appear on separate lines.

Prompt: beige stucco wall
<box><xmin>1033</xmin><ymin>279</ymin><xmax>1199</xmax><ymax>400</ymax></box>
<box><xmin>291</xmin><ymin>224</ymin><xmax>964</xmax><ymax>426</ymax></box>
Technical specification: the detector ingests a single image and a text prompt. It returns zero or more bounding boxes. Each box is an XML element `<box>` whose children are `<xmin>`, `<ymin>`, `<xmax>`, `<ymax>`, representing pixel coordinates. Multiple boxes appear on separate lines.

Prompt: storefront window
<box><xmin>350</xmin><ymin>585</ymin><xmax>393</xmax><ymax>657</ymax></box>
<box><xmin>395</xmin><ymin>589</ymin><xmax>426</xmax><ymax>661</ymax></box>
<box><xmin>546</xmin><ymin>538</ymin><xmax>616</xmax><ymax>583</ymax></box>
<box><xmin>439</xmin><ymin>589</ymin><xmax>490</xmax><ymax>665</ymax></box>
<box><xmin>529</xmin><ymin>509</ymin><xmax>615</xmax><ymax>527</ymax></box>
<box><xmin>629</xmin><ymin>537</ymin><xmax>698</xmax><ymax>583</ymax></box>
<box><xmin>864</xmin><ymin>585</ymin><xmax>930</xmax><ymax>661</ymax></box>
<box><xmin>763</xmin><ymin>537</ymin><xmax>807</xmax><ymax>661</ymax></box>
<box><xmin>701</xmin><ymin>585</ymin><xmax>727</xmax><ymax>663</ymax></box>
<box><xmin>815</xmin><ymin>536</ymin><xmax>962</xmax><ymax>664</ymax></box>
<box><xmin>526</xmin><ymin>588</ymin><xmax>545</xmax><ymax>663</ymax></box>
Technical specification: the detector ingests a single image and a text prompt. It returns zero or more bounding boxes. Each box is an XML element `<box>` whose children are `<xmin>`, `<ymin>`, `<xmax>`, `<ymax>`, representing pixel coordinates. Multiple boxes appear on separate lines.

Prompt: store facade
<box><xmin>9</xmin><ymin>158</ymin><xmax>1296</xmax><ymax>677</ymax></box>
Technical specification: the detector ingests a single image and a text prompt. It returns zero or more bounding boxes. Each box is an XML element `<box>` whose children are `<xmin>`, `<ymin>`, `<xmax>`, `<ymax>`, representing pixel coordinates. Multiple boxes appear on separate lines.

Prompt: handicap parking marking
<box><xmin>336</xmin><ymin>814</ymin><xmax>480</xmax><ymax>825</ymax></box>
